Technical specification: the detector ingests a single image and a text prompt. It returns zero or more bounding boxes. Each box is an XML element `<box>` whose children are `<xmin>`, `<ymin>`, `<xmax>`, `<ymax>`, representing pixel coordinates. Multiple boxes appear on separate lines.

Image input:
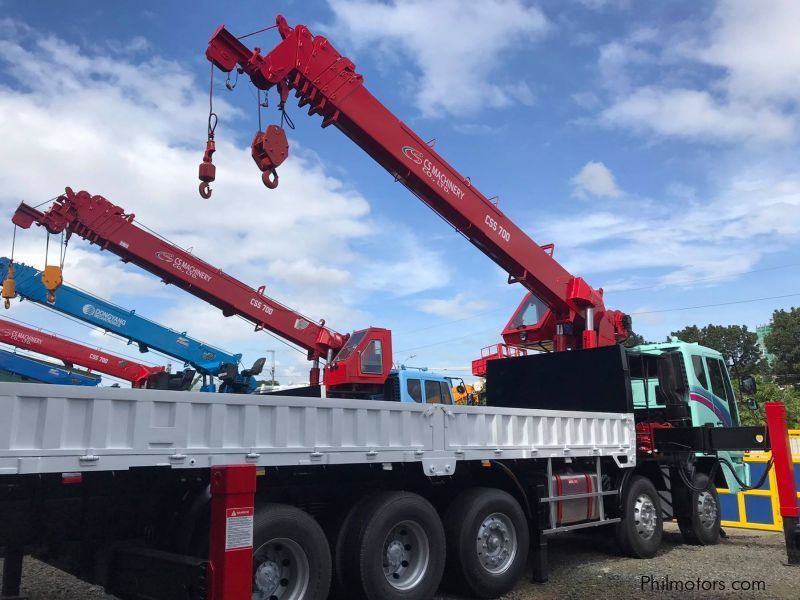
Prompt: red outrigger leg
<box><xmin>208</xmin><ymin>464</ymin><xmax>257</xmax><ymax>599</ymax></box>
<box><xmin>765</xmin><ymin>402</ymin><xmax>800</xmax><ymax>565</ymax></box>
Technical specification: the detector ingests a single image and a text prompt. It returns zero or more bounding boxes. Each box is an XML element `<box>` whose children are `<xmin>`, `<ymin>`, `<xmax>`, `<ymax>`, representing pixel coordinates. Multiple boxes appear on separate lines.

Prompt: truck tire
<box><xmin>251</xmin><ymin>503</ymin><xmax>331</xmax><ymax>600</ymax></box>
<box><xmin>615</xmin><ymin>475</ymin><xmax>662</xmax><ymax>558</ymax></box>
<box><xmin>443</xmin><ymin>488</ymin><xmax>529</xmax><ymax>599</ymax></box>
<box><xmin>678</xmin><ymin>473</ymin><xmax>721</xmax><ymax>545</ymax></box>
<box><xmin>336</xmin><ymin>491</ymin><xmax>446</xmax><ymax>600</ymax></box>
<box><xmin>327</xmin><ymin>495</ymin><xmax>373</xmax><ymax>599</ymax></box>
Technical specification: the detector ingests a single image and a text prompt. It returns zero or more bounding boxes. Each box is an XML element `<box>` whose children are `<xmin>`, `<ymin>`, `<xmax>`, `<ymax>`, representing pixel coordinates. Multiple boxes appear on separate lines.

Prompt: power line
<box><xmin>401</xmin><ymin>262</ymin><xmax>800</xmax><ymax>335</ymax></box>
<box><xmin>396</xmin><ymin>292</ymin><xmax>800</xmax><ymax>356</ymax></box>
<box><xmin>631</xmin><ymin>292</ymin><xmax>800</xmax><ymax>316</ymax></box>
<box><xmin>604</xmin><ymin>262</ymin><xmax>800</xmax><ymax>295</ymax></box>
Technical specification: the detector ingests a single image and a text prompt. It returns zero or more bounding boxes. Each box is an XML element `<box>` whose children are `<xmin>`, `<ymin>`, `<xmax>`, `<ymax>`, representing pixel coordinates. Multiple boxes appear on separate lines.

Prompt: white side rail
<box><xmin>0</xmin><ymin>383</ymin><xmax>636</xmax><ymax>476</ymax></box>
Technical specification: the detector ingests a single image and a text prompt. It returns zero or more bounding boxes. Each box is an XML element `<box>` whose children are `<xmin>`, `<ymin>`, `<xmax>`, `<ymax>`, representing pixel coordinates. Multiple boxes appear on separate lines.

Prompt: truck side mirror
<box><xmin>740</xmin><ymin>375</ymin><xmax>757</xmax><ymax>395</ymax></box>
<box><xmin>456</xmin><ymin>384</ymin><xmax>466</xmax><ymax>394</ymax></box>
<box><xmin>746</xmin><ymin>398</ymin><xmax>759</xmax><ymax>411</ymax></box>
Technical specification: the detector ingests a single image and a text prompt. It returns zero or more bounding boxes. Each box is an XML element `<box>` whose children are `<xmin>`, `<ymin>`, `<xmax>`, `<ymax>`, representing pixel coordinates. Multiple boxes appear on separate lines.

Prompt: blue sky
<box><xmin>0</xmin><ymin>0</ymin><xmax>798</xmax><ymax>385</ymax></box>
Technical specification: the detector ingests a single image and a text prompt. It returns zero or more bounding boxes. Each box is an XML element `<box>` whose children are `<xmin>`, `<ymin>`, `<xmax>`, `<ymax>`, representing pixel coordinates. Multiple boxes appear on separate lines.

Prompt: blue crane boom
<box><xmin>0</xmin><ymin>347</ymin><xmax>101</xmax><ymax>386</ymax></box>
<box><xmin>0</xmin><ymin>257</ymin><xmax>261</xmax><ymax>392</ymax></box>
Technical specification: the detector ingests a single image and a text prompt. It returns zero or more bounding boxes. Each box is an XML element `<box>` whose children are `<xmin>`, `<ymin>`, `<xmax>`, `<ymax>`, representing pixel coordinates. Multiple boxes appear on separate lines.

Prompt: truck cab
<box><xmin>383</xmin><ymin>367</ymin><xmax>454</xmax><ymax>404</ymax></box>
<box><xmin>628</xmin><ymin>338</ymin><xmax>748</xmax><ymax>490</ymax></box>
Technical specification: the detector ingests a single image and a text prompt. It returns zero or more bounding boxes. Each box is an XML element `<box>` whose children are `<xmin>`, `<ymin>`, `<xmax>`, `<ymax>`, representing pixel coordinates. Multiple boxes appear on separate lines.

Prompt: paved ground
<box><xmin>1</xmin><ymin>524</ymin><xmax>796</xmax><ymax>599</ymax></box>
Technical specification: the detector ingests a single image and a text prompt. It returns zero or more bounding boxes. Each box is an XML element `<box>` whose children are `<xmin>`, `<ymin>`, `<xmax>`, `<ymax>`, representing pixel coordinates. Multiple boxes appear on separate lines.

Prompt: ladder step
<box><xmin>539</xmin><ymin>490</ymin><xmax>618</xmax><ymax>503</ymax></box>
<box><xmin>542</xmin><ymin>517</ymin><xmax>621</xmax><ymax>535</ymax></box>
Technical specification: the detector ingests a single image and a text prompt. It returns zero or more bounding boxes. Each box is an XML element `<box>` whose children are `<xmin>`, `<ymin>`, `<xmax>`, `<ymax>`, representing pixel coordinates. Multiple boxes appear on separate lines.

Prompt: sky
<box><xmin>0</xmin><ymin>0</ymin><xmax>798</xmax><ymax>386</ymax></box>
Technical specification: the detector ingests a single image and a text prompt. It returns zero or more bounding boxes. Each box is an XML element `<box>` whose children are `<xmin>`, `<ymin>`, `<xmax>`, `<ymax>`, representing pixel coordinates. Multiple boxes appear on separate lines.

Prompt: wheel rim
<box><xmin>382</xmin><ymin>520</ymin><xmax>430</xmax><ymax>591</ymax></box>
<box><xmin>252</xmin><ymin>538</ymin><xmax>309</xmax><ymax>600</ymax></box>
<box><xmin>633</xmin><ymin>493</ymin><xmax>657</xmax><ymax>540</ymax></box>
<box><xmin>697</xmin><ymin>490</ymin><xmax>718</xmax><ymax>529</ymax></box>
<box><xmin>475</xmin><ymin>512</ymin><xmax>518</xmax><ymax>574</ymax></box>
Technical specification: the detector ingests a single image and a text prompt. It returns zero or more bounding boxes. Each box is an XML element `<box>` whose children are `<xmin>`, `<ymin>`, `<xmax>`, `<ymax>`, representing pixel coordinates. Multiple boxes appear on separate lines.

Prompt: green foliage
<box><xmin>623</xmin><ymin>332</ymin><xmax>649</xmax><ymax>348</ymax></box>
<box><xmin>736</xmin><ymin>378</ymin><xmax>800</xmax><ymax>429</ymax></box>
<box><xmin>765</xmin><ymin>306</ymin><xmax>800</xmax><ymax>387</ymax></box>
<box><xmin>257</xmin><ymin>379</ymin><xmax>280</xmax><ymax>386</ymax></box>
<box><xmin>669</xmin><ymin>324</ymin><xmax>763</xmax><ymax>377</ymax></box>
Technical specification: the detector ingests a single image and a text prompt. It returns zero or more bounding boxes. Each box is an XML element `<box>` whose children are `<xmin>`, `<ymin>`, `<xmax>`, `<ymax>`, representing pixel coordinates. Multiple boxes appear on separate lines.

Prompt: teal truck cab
<box><xmin>628</xmin><ymin>338</ymin><xmax>750</xmax><ymax>492</ymax></box>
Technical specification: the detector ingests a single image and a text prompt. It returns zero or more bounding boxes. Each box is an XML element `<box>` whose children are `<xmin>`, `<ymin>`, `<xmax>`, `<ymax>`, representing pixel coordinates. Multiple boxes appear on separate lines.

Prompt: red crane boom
<box><xmin>0</xmin><ymin>317</ymin><xmax>163</xmax><ymax>386</ymax></box>
<box><xmin>11</xmin><ymin>188</ymin><xmax>392</xmax><ymax>395</ymax></box>
<box><xmin>204</xmin><ymin>16</ymin><xmax>630</xmax><ymax>352</ymax></box>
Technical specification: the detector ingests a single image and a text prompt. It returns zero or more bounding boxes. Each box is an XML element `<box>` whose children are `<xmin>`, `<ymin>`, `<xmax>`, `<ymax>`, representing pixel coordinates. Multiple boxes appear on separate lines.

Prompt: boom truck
<box><xmin>7</xmin><ymin>189</ymin><xmax>456</xmax><ymax>403</ymax></box>
<box><xmin>0</xmin><ymin>15</ymin><xmax>798</xmax><ymax>600</ymax></box>
<box><xmin>198</xmin><ymin>14</ymin><xmax>767</xmax><ymax>487</ymax></box>
<box><xmin>0</xmin><ymin>347</ymin><xmax>101</xmax><ymax>386</ymax></box>
<box><xmin>0</xmin><ymin>257</ymin><xmax>262</xmax><ymax>394</ymax></box>
<box><xmin>0</xmin><ymin>317</ymin><xmax>166</xmax><ymax>388</ymax></box>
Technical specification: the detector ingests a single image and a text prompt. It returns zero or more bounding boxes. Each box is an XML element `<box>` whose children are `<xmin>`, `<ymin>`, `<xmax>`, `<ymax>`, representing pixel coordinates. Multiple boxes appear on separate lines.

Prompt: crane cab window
<box><xmin>509</xmin><ymin>294</ymin><xmax>548</xmax><ymax>328</ymax></box>
<box><xmin>406</xmin><ymin>378</ymin><xmax>422</xmax><ymax>403</ymax></box>
<box><xmin>424</xmin><ymin>380</ymin><xmax>442</xmax><ymax>404</ymax></box>
<box><xmin>333</xmin><ymin>330</ymin><xmax>365</xmax><ymax>363</ymax></box>
<box><xmin>360</xmin><ymin>339</ymin><xmax>383</xmax><ymax>375</ymax></box>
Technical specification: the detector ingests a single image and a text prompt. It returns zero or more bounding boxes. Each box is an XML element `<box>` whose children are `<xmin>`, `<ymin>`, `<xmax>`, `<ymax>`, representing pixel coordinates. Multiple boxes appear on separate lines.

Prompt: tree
<box><xmin>257</xmin><ymin>379</ymin><xmax>280</xmax><ymax>387</ymax></box>
<box><xmin>736</xmin><ymin>378</ymin><xmax>800</xmax><ymax>429</ymax></box>
<box><xmin>624</xmin><ymin>332</ymin><xmax>649</xmax><ymax>348</ymax></box>
<box><xmin>669</xmin><ymin>324</ymin><xmax>763</xmax><ymax>377</ymax></box>
<box><xmin>765</xmin><ymin>307</ymin><xmax>800</xmax><ymax>387</ymax></box>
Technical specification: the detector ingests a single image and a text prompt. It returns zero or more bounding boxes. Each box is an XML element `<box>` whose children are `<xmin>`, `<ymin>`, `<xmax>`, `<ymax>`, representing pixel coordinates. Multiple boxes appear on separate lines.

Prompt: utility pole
<box><xmin>266</xmin><ymin>350</ymin><xmax>276</xmax><ymax>386</ymax></box>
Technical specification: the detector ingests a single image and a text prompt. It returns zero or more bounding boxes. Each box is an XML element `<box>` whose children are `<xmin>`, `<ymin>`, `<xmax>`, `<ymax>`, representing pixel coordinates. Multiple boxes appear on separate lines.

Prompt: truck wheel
<box><xmin>615</xmin><ymin>475</ymin><xmax>662</xmax><ymax>558</ymax></box>
<box><xmin>678</xmin><ymin>473</ymin><xmax>721</xmax><ymax>545</ymax></box>
<box><xmin>252</xmin><ymin>504</ymin><xmax>331</xmax><ymax>600</ymax></box>
<box><xmin>443</xmin><ymin>488</ymin><xmax>529</xmax><ymax>599</ymax></box>
<box><xmin>337</xmin><ymin>491</ymin><xmax>445</xmax><ymax>600</ymax></box>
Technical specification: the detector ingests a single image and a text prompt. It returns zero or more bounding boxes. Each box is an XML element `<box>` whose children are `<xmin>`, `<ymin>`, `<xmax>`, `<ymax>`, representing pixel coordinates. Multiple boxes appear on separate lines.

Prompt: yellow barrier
<box><xmin>719</xmin><ymin>430</ymin><xmax>800</xmax><ymax>532</ymax></box>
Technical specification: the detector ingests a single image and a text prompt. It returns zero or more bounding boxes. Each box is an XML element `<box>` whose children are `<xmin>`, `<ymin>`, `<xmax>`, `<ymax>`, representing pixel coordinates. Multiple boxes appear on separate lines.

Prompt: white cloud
<box><xmin>601</xmin><ymin>87</ymin><xmax>795</xmax><ymax>143</ymax></box>
<box><xmin>359</xmin><ymin>232</ymin><xmax>450</xmax><ymax>297</ymax></box>
<box><xmin>570</xmin><ymin>161</ymin><xmax>622</xmax><ymax>198</ymax></box>
<box><xmin>0</xmin><ymin>20</ymin><xmax>447</xmax><ymax>373</ymax></box>
<box><xmin>538</xmin><ymin>169</ymin><xmax>800</xmax><ymax>286</ymax></box>
<box><xmin>417</xmin><ymin>292</ymin><xmax>492</xmax><ymax>320</ymax></box>
<box><xmin>696</xmin><ymin>0</ymin><xmax>800</xmax><ymax>104</ymax></box>
<box><xmin>324</xmin><ymin>0</ymin><xmax>549</xmax><ymax>117</ymax></box>
<box><xmin>576</xmin><ymin>0</ymin><xmax>631</xmax><ymax>10</ymax></box>
<box><xmin>594</xmin><ymin>1</ymin><xmax>800</xmax><ymax>143</ymax></box>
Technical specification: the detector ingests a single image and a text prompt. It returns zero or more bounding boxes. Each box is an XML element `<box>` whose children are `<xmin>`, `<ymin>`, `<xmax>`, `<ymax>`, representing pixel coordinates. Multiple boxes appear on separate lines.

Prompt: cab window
<box><xmin>439</xmin><ymin>382</ymin><xmax>453</xmax><ymax>405</ymax></box>
<box><xmin>692</xmin><ymin>355</ymin><xmax>709</xmax><ymax>390</ymax></box>
<box><xmin>707</xmin><ymin>358</ymin><xmax>732</xmax><ymax>402</ymax></box>
<box><xmin>406</xmin><ymin>378</ymin><xmax>422</xmax><ymax>403</ymax></box>
<box><xmin>425</xmin><ymin>380</ymin><xmax>442</xmax><ymax>404</ymax></box>
<box><xmin>333</xmin><ymin>330</ymin><xmax>365</xmax><ymax>363</ymax></box>
<box><xmin>360</xmin><ymin>339</ymin><xmax>383</xmax><ymax>375</ymax></box>
<box><xmin>509</xmin><ymin>294</ymin><xmax>548</xmax><ymax>328</ymax></box>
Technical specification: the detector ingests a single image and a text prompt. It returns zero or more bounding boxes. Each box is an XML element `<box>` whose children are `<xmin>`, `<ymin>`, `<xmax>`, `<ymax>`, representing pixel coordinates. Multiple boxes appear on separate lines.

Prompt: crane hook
<box><xmin>46</xmin><ymin>291</ymin><xmax>56</xmax><ymax>304</ymax></box>
<box><xmin>2</xmin><ymin>263</ymin><xmax>16</xmax><ymax>309</ymax></box>
<box><xmin>262</xmin><ymin>169</ymin><xmax>279</xmax><ymax>190</ymax></box>
<box><xmin>251</xmin><ymin>125</ymin><xmax>288</xmax><ymax>190</ymax></box>
<box><xmin>198</xmin><ymin>138</ymin><xmax>216</xmax><ymax>199</ymax></box>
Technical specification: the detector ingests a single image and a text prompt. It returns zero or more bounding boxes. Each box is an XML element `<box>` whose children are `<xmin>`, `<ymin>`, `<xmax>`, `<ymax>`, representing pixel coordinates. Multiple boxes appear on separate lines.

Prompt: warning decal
<box><xmin>225</xmin><ymin>507</ymin><xmax>254</xmax><ymax>551</ymax></box>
